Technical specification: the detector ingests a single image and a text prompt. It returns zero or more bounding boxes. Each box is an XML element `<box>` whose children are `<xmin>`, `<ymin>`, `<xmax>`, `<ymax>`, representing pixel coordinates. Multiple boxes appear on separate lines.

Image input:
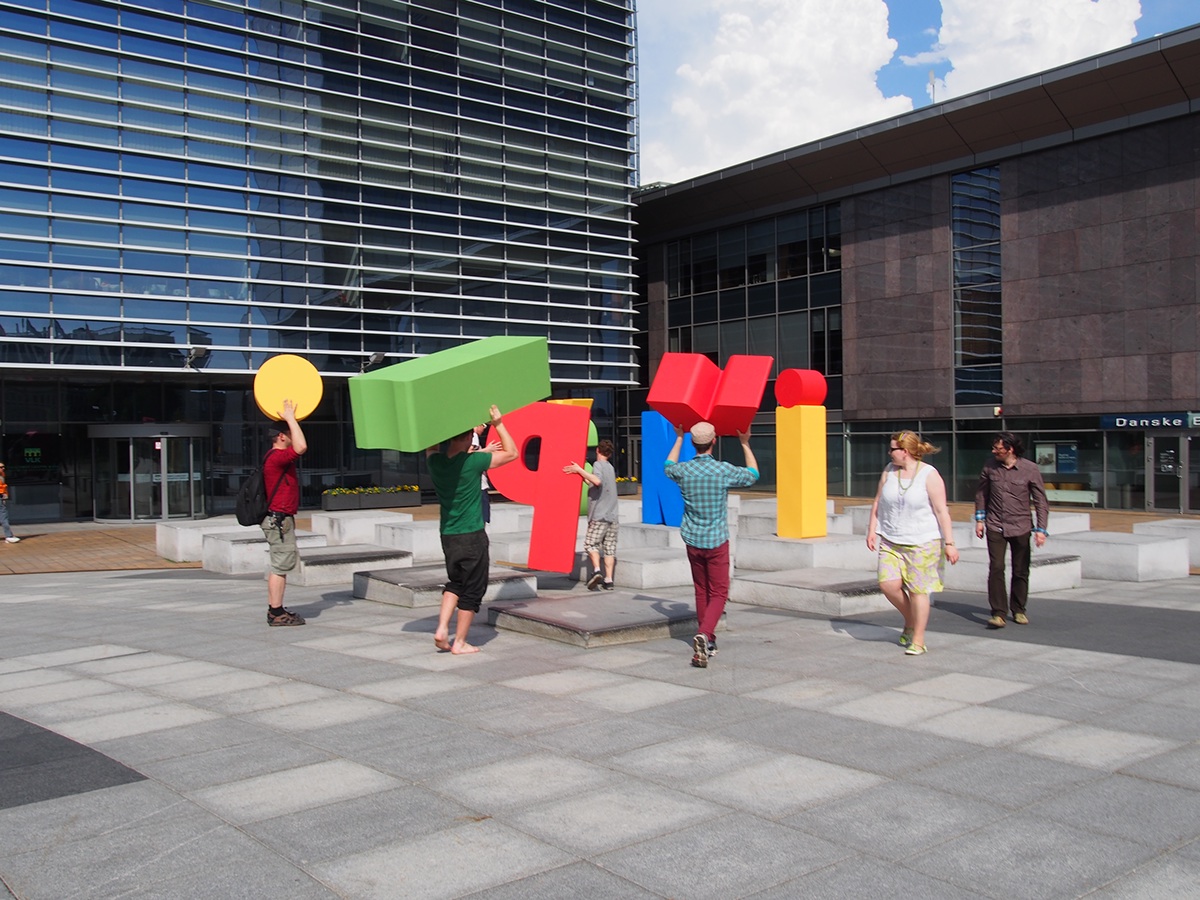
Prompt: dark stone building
<box><xmin>630</xmin><ymin>24</ymin><xmax>1200</xmax><ymax>513</ymax></box>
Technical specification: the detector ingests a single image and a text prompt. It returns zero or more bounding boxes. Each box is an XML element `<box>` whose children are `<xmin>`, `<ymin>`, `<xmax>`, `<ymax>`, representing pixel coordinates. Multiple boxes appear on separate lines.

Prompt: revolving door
<box><xmin>90</xmin><ymin>425</ymin><xmax>210</xmax><ymax>522</ymax></box>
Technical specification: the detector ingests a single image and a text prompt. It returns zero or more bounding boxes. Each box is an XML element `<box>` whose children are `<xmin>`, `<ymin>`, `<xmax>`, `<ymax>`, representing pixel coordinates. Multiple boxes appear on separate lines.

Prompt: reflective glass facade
<box><xmin>662</xmin><ymin>204</ymin><xmax>843</xmax><ymax>416</ymax></box>
<box><xmin>0</xmin><ymin>0</ymin><xmax>636</xmax><ymax>522</ymax></box>
<box><xmin>952</xmin><ymin>166</ymin><xmax>1002</xmax><ymax>404</ymax></box>
<box><xmin>0</xmin><ymin>0</ymin><xmax>637</xmax><ymax>382</ymax></box>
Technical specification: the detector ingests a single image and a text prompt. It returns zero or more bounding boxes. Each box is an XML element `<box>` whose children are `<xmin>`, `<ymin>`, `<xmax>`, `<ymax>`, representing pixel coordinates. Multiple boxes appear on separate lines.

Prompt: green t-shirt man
<box><xmin>428</xmin><ymin>449</ymin><xmax>493</xmax><ymax>534</ymax></box>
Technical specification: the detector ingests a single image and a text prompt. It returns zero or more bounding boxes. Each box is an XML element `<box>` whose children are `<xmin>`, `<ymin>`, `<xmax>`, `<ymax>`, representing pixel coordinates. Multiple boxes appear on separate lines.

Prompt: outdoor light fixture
<box><xmin>361</xmin><ymin>351</ymin><xmax>387</xmax><ymax>371</ymax></box>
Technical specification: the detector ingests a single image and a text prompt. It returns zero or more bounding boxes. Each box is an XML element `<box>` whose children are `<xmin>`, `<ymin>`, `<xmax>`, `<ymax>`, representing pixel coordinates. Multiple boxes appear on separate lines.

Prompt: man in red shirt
<box><xmin>262</xmin><ymin>399</ymin><xmax>308</xmax><ymax>625</ymax></box>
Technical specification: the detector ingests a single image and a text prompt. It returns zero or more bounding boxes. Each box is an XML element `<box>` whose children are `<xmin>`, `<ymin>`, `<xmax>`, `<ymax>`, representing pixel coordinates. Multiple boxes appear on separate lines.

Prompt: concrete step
<box><xmin>157</xmin><ymin>517</ymin><xmax>259</xmax><ymax>562</ymax></box>
<box><xmin>201</xmin><ymin>529</ymin><xmax>327</xmax><ymax>575</ymax></box>
<box><xmin>354</xmin><ymin>564</ymin><xmax>538</xmax><ymax>607</ymax></box>
<box><xmin>740</xmin><ymin>511</ymin><xmax>853</xmax><ymax>537</ymax></box>
<box><xmin>292</xmin><ymin>544</ymin><xmax>413</xmax><ymax>586</ymax></box>
<box><xmin>618</xmin><ymin>522</ymin><xmax>686</xmax><ymax>550</ymax></box>
<box><xmin>731</xmin><ymin>567</ymin><xmax>892</xmax><ymax>616</ymax></box>
<box><xmin>1048</xmin><ymin>532</ymin><xmax>1190</xmax><ymax>581</ymax></box>
<box><xmin>489</xmin><ymin>531</ymin><xmax>532</xmax><ymax>566</ymax></box>
<box><xmin>1132</xmin><ymin>519</ymin><xmax>1200</xmax><ymax>566</ymax></box>
<box><xmin>611</xmin><ymin>547</ymin><xmax>695</xmax><ymax>589</ymax></box>
<box><xmin>737</xmin><ymin>533</ymin><xmax>876</xmax><ymax>572</ymax></box>
<box><xmin>374</xmin><ymin>519</ymin><xmax>445</xmax><ymax>564</ymax></box>
<box><xmin>488</xmin><ymin>503</ymin><xmax>533</xmax><ymax>532</ymax></box>
<box><xmin>309</xmin><ymin>510</ymin><xmax>414</xmax><ymax>546</ymax></box>
<box><xmin>488</xmin><ymin>591</ymin><xmax>700</xmax><ymax>648</ymax></box>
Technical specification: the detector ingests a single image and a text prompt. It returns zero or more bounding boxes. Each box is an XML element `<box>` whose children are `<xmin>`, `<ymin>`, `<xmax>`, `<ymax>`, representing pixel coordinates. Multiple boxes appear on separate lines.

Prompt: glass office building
<box><xmin>0</xmin><ymin>0</ymin><xmax>637</xmax><ymax>521</ymax></box>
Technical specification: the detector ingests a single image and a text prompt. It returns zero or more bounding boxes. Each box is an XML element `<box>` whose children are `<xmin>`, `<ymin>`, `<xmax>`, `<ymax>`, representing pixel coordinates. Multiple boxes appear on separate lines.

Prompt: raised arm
<box><xmin>738</xmin><ymin>425</ymin><xmax>757</xmax><ymax>472</ymax></box>
<box><xmin>666</xmin><ymin>424</ymin><xmax>685</xmax><ymax>464</ymax></box>
<box><xmin>279</xmin><ymin>399</ymin><xmax>307</xmax><ymax>456</ymax></box>
<box><xmin>487</xmin><ymin>405</ymin><xmax>518</xmax><ymax>469</ymax></box>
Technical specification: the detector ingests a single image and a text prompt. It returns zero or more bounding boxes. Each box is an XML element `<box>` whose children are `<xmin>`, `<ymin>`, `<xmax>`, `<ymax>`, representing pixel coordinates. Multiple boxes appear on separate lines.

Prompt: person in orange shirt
<box><xmin>0</xmin><ymin>462</ymin><xmax>20</xmax><ymax>543</ymax></box>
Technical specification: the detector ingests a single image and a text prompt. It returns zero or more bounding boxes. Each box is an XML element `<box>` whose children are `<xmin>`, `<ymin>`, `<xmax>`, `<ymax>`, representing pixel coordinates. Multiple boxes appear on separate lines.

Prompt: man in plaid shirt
<box><xmin>665</xmin><ymin>421</ymin><xmax>759</xmax><ymax>668</ymax></box>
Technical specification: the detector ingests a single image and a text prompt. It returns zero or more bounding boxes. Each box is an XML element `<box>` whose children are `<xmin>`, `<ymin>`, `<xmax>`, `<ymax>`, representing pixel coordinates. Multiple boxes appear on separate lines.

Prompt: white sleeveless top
<box><xmin>876</xmin><ymin>463</ymin><xmax>941</xmax><ymax>544</ymax></box>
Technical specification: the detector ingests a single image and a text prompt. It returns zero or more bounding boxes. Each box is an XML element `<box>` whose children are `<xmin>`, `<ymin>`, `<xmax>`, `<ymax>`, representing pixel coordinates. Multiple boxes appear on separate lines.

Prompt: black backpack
<box><xmin>235</xmin><ymin>451</ymin><xmax>284</xmax><ymax>526</ymax></box>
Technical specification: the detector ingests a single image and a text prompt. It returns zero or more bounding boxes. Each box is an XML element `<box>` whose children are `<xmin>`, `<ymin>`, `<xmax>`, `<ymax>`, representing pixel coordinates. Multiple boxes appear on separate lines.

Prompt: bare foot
<box><xmin>433</xmin><ymin>633</ymin><xmax>452</xmax><ymax>652</ymax></box>
<box><xmin>450</xmin><ymin>642</ymin><xmax>480</xmax><ymax>655</ymax></box>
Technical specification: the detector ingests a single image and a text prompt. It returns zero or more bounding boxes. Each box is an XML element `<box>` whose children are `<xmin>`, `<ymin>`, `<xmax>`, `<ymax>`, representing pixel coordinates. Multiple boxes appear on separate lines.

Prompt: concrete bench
<box><xmin>606</xmin><ymin>547</ymin><xmax>694</xmax><ymax>589</ymax></box>
<box><xmin>374</xmin><ymin>519</ymin><xmax>445</xmax><ymax>564</ymax></box>
<box><xmin>1132</xmin><ymin>519</ymin><xmax>1200</xmax><ymax>567</ymax></box>
<box><xmin>1045</xmin><ymin>489</ymin><xmax>1099</xmax><ymax>506</ymax></box>
<box><xmin>292</xmin><ymin>544</ymin><xmax>413</xmax><ymax>586</ymax></box>
<box><xmin>308</xmin><ymin>510</ymin><xmax>414</xmax><ymax>546</ymax></box>
<box><xmin>201</xmin><ymin>529</ymin><xmax>327</xmax><ymax>575</ymax></box>
<box><xmin>731</xmin><ymin>567</ymin><xmax>891</xmax><ymax>616</ymax></box>
<box><xmin>157</xmin><ymin>518</ymin><xmax>259</xmax><ymax>562</ymax></box>
<box><xmin>1048</xmin><ymin>532</ymin><xmax>1189</xmax><ymax>581</ymax></box>
<box><xmin>941</xmin><ymin>549</ymin><xmax>1082</xmax><ymax>593</ymax></box>
<box><xmin>736</xmin><ymin>533</ymin><xmax>876</xmax><ymax>572</ymax></box>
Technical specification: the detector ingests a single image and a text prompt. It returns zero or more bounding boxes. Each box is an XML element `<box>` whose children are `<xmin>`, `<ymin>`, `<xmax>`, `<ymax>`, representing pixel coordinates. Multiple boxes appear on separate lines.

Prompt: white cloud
<box><xmin>638</xmin><ymin>0</ymin><xmax>912</xmax><ymax>185</ymax></box>
<box><xmin>915</xmin><ymin>0</ymin><xmax>1142</xmax><ymax>101</ymax></box>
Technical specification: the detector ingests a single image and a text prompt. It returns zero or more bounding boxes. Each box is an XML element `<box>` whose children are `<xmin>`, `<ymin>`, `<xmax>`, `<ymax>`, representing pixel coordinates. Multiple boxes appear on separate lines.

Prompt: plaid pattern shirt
<box><xmin>665</xmin><ymin>454</ymin><xmax>759</xmax><ymax>549</ymax></box>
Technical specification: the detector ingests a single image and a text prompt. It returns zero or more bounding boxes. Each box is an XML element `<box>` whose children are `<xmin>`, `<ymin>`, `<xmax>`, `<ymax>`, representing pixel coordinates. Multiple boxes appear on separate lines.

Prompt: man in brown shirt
<box><xmin>974</xmin><ymin>432</ymin><xmax>1048</xmax><ymax>628</ymax></box>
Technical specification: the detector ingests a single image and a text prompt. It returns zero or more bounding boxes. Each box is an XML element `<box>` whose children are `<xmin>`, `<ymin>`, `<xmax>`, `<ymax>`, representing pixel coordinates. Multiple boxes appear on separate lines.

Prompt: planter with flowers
<box><xmin>615</xmin><ymin>476</ymin><xmax>639</xmax><ymax>496</ymax></box>
<box><xmin>321</xmin><ymin>485</ymin><xmax>421</xmax><ymax>511</ymax></box>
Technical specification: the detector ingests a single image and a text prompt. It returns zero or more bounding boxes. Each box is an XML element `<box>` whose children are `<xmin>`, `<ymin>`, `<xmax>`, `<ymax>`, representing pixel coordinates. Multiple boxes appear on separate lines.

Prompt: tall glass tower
<box><xmin>0</xmin><ymin>0</ymin><xmax>637</xmax><ymax>521</ymax></box>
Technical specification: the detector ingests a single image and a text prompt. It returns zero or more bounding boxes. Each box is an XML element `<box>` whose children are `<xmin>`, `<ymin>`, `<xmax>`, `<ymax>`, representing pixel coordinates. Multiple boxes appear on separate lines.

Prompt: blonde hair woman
<box><xmin>866</xmin><ymin>430</ymin><xmax>959</xmax><ymax>655</ymax></box>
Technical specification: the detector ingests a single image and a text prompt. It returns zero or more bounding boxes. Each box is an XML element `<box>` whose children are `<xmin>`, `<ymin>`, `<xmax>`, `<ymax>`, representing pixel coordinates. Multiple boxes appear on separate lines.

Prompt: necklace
<box><xmin>897</xmin><ymin>462</ymin><xmax>920</xmax><ymax>496</ymax></box>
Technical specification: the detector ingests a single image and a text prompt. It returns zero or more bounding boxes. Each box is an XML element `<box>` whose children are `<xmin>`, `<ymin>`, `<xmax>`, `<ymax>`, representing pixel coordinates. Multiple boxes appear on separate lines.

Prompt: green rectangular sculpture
<box><xmin>349</xmin><ymin>336</ymin><xmax>551</xmax><ymax>451</ymax></box>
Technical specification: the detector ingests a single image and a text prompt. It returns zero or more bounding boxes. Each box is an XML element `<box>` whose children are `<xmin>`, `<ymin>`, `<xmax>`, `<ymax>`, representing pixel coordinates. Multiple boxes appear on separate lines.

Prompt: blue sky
<box><xmin>637</xmin><ymin>0</ymin><xmax>1200</xmax><ymax>185</ymax></box>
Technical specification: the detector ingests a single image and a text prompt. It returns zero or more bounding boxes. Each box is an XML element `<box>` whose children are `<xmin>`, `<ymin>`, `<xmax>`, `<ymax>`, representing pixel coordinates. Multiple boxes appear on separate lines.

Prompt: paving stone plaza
<box><xmin>1</xmin><ymin>513</ymin><xmax>1199</xmax><ymax>898</ymax></box>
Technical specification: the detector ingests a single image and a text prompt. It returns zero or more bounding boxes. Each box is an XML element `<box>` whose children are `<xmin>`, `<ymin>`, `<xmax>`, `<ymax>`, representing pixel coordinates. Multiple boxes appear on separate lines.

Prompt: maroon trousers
<box><xmin>686</xmin><ymin>541</ymin><xmax>730</xmax><ymax>642</ymax></box>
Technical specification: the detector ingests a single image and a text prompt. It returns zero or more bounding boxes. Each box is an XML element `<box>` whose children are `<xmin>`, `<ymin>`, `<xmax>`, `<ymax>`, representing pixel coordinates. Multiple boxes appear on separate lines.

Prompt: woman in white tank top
<box><xmin>866</xmin><ymin>430</ymin><xmax>960</xmax><ymax>655</ymax></box>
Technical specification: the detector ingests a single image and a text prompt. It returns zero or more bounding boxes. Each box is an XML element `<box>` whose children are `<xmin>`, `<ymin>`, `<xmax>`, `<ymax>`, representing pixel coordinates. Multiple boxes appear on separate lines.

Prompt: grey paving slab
<box><xmin>907</xmin><ymin>814</ymin><xmax>1162</xmax><ymax>898</ymax></box>
<box><xmin>593</xmin><ymin>812</ymin><xmax>850</xmax><ymax>900</ymax></box>
<box><xmin>312</xmin><ymin>819</ymin><xmax>575</xmax><ymax>900</ymax></box>
<box><xmin>507</xmin><ymin>780</ymin><xmax>723</xmax><ymax>856</ymax></box>
<box><xmin>245</xmin><ymin>784</ymin><xmax>479</xmax><ymax>865</ymax></box>
<box><xmin>3</xmin><ymin>818</ymin><xmax>338</xmax><ymax>900</ymax></box>
<box><xmin>1120</xmin><ymin>743</ymin><xmax>1200</xmax><ymax>790</ymax></box>
<box><xmin>1087</xmin><ymin>698</ymin><xmax>1200</xmax><ymax>742</ymax></box>
<box><xmin>906</xmin><ymin>746</ymin><xmax>1107</xmax><ymax>810</ymax></box>
<box><xmin>364</xmin><ymin>726</ymin><xmax>533</xmax><ymax>783</ymax></box>
<box><xmin>1024</xmin><ymin>774</ymin><xmax>1200</xmax><ymax>846</ymax></box>
<box><xmin>461</xmin><ymin>861</ymin><xmax>661</xmax><ymax>899</ymax></box>
<box><xmin>745</xmin><ymin>854</ymin><xmax>990</xmax><ymax>899</ymax></box>
<box><xmin>785</xmin><ymin>781</ymin><xmax>1011</xmax><ymax>861</ymax></box>
<box><xmin>1086</xmin><ymin>852</ymin><xmax>1200</xmax><ymax>899</ymax></box>
<box><xmin>423</xmin><ymin>752</ymin><xmax>621</xmax><ymax>815</ymax></box>
<box><xmin>1</xmin><ymin>565</ymin><xmax>1199</xmax><ymax>899</ymax></box>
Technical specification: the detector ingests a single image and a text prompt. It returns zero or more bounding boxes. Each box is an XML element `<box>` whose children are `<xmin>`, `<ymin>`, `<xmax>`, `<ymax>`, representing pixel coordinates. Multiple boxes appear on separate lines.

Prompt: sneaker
<box><xmin>707</xmin><ymin>641</ymin><xmax>718</xmax><ymax>657</ymax></box>
<box><xmin>1013</xmin><ymin>612</ymin><xmax>1029</xmax><ymax>625</ymax></box>
<box><xmin>4</xmin><ymin>536</ymin><xmax>18</xmax><ymax>543</ymax></box>
<box><xmin>691</xmin><ymin>633</ymin><xmax>708</xmax><ymax>668</ymax></box>
<box><xmin>602</xmin><ymin>581</ymin><xmax>614</xmax><ymax>591</ymax></box>
<box><xmin>268</xmin><ymin>608</ymin><xmax>306</xmax><ymax>626</ymax></box>
<box><xmin>986</xmin><ymin>615</ymin><xmax>1006</xmax><ymax>629</ymax></box>
<box><xmin>586</xmin><ymin>572</ymin><xmax>604</xmax><ymax>591</ymax></box>
<box><xmin>904</xmin><ymin>643</ymin><xmax>927</xmax><ymax>656</ymax></box>
<box><xmin>898</xmin><ymin>629</ymin><xmax>913</xmax><ymax>647</ymax></box>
